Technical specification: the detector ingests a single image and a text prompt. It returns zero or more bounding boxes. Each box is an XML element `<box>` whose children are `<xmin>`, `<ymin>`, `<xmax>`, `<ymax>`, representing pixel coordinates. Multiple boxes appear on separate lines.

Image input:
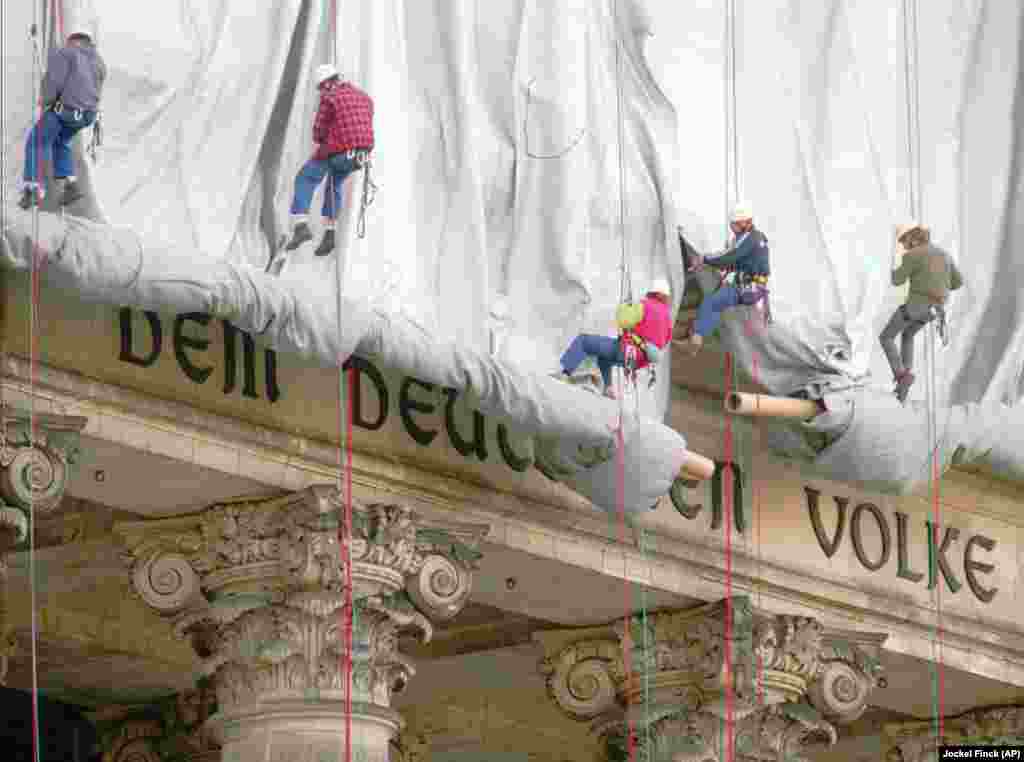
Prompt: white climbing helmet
<box><xmin>315</xmin><ymin>63</ymin><xmax>340</xmax><ymax>85</ymax></box>
<box><xmin>648</xmin><ymin>278</ymin><xmax>671</xmax><ymax>297</ymax></box>
<box><xmin>731</xmin><ymin>203</ymin><xmax>753</xmax><ymax>222</ymax></box>
<box><xmin>66</xmin><ymin>28</ymin><xmax>93</xmax><ymax>42</ymax></box>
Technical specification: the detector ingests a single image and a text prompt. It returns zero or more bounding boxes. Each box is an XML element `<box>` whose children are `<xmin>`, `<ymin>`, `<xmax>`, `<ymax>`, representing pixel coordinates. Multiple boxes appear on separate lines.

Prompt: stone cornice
<box><xmin>6</xmin><ymin>358</ymin><xmax>1024</xmax><ymax>690</ymax></box>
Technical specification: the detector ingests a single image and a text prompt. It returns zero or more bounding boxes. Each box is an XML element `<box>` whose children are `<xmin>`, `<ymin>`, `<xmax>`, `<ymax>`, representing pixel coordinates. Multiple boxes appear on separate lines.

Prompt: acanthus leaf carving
<box><xmin>541</xmin><ymin>598</ymin><xmax>883</xmax><ymax>762</ymax></box>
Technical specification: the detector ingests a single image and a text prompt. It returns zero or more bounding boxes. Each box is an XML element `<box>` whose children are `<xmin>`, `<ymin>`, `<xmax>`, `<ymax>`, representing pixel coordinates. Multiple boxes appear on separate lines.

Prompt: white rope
<box><xmin>28</xmin><ymin>4</ymin><xmax>45</xmax><ymax>761</ymax></box>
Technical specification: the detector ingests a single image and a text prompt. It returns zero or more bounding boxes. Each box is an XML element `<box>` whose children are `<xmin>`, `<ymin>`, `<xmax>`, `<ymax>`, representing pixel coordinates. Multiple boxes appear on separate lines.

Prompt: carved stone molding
<box><xmin>92</xmin><ymin>681</ymin><xmax>220</xmax><ymax>762</ymax></box>
<box><xmin>114</xmin><ymin>486</ymin><xmax>488</xmax><ymax>761</ymax></box>
<box><xmin>538</xmin><ymin>596</ymin><xmax>886</xmax><ymax>762</ymax></box>
<box><xmin>0</xmin><ymin>404</ymin><xmax>86</xmax><ymax>516</ymax></box>
<box><xmin>0</xmin><ymin>405</ymin><xmax>86</xmax><ymax>684</ymax></box>
<box><xmin>390</xmin><ymin>730</ymin><xmax>430</xmax><ymax>762</ymax></box>
<box><xmin>885</xmin><ymin>704</ymin><xmax>1024</xmax><ymax>762</ymax></box>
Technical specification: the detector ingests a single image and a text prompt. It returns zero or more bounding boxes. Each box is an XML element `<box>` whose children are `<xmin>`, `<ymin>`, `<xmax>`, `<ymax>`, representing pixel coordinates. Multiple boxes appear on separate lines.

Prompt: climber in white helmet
<box><xmin>554</xmin><ymin>279</ymin><xmax>674</xmax><ymax>400</ymax></box>
<box><xmin>283</xmin><ymin>63</ymin><xmax>375</xmax><ymax>257</ymax></box>
<box><xmin>880</xmin><ymin>222</ymin><xmax>963</xmax><ymax>404</ymax></box>
<box><xmin>682</xmin><ymin>203</ymin><xmax>771</xmax><ymax>354</ymax></box>
<box><xmin>18</xmin><ymin>27</ymin><xmax>106</xmax><ymax>210</ymax></box>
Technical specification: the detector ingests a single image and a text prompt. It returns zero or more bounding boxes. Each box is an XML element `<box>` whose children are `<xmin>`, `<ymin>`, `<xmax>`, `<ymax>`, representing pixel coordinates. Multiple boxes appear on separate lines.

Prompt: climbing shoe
<box><xmin>314</xmin><ymin>228</ymin><xmax>336</xmax><ymax>257</ymax></box>
<box><xmin>62</xmin><ymin>181</ymin><xmax>84</xmax><ymax>206</ymax></box>
<box><xmin>894</xmin><ymin>371</ymin><xmax>915</xmax><ymax>404</ymax></box>
<box><xmin>18</xmin><ymin>187</ymin><xmax>41</xmax><ymax>210</ymax></box>
<box><xmin>284</xmin><ymin>222</ymin><xmax>313</xmax><ymax>251</ymax></box>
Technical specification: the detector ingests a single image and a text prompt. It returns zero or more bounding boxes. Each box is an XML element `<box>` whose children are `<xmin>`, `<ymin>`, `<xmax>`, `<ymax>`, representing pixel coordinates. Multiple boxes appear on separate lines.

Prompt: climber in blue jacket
<box><xmin>681</xmin><ymin>203</ymin><xmax>770</xmax><ymax>354</ymax></box>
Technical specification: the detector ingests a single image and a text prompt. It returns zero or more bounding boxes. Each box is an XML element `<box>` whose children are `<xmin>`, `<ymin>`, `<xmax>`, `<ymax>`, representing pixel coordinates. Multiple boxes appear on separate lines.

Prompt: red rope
<box><xmin>614</xmin><ymin>382</ymin><xmax>636</xmax><ymax>760</ymax></box>
<box><xmin>343</xmin><ymin>367</ymin><xmax>353</xmax><ymax>762</ymax></box>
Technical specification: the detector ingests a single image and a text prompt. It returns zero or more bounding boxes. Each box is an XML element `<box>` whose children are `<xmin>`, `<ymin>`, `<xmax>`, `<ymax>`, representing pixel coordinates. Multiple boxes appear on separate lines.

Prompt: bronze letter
<box><xmin>173</xmin><ymin>313</ymin><xmax>213</xmax><ymax>384</ymax></box>
<box><xmin>964</xmin><ymin>535</ymin><xmax>998</xmax><ymax>603</ymax></box>
<box><xmin>670</xmin><ymin>478</ymin><xmax>703</xmax><ymax>520</ymax></box>
<box><xmin>118</xmin><ymin>308</ymin><xmax>161</xmax><ymax>367</ymax></box>
<box><xmin>850</xmin><ymin>503</ymin><xmax>891</xmax><ymax>572</ymax></box>
<box><xmin>222</xmin><ymin>321</ymin><xmax>258</xmax><ymax>399</ymax></box>
<box><xmin>497</xmin><ymin>424</ymin><xmax>532</xmax><ymax>472</ymax></box>
<box><xmin>444</xmin><ymin>388</ymin><xmax>488</xmax><ymax>461</ymax></box>
<box><xmin>805</xmin><ymin>487</ymin><xmax>847</xmax><ymax>559</ymax></box>
<box><xmin>895</xmin><ymin>512</ymin><xmax>924</xmax><ymax>583</ymax></box>
<box><xmin>341</xmin><ymin>357</ymin><xmax>388</xmax><ymax>430</ymax></box>
<box><xmin>264</xmin><ymin>349</ymin><xmax>281</xmax><ymax>403</ymax></box>
<box><xmin>399</xmin><ymin>377</ymin><xmax>438</xmax><ymax>446</ymax></box>
<box><xmin>711</xmin><ymin>461</ymin><xmax>745</xmax><ymax>533</ymax></box>
<box><xmin>926</xmin><ymin>522</ymin><xmax>962</xmax><ymax>594</ymax></box>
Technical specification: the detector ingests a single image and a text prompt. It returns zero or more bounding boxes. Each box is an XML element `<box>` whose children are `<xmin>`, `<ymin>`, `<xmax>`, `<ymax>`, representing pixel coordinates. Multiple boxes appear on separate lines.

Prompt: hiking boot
<box><xmin>284</xmin><ymin>222</ymin><xmax>313</xmax><ymax>251</ymax></box>
<box><xmin>18</xmin><ymin>187</ymin><xmax>41</xmax><ymax>210</ymax></box>
<box><xmin>314</xmin><ymin>228</ymin><xmax>336</xmax><ymax>257</ymax></box>
<box><xmin>62</xmin><ymin>180</ymin><xmax>84</xmax><ymax>206</ymax></box>
<box><xmin>894</xmin><ymin>371</ymin><xmax>915</xmax><ymax>404</ymax></box>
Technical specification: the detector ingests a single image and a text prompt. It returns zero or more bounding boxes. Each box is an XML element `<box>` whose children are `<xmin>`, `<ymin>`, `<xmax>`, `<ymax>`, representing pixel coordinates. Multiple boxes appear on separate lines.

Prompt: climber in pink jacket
<box><xmin>556</xmin><ymin>280</ymin><xmax>674</xmax><ymax>399</ymax></box>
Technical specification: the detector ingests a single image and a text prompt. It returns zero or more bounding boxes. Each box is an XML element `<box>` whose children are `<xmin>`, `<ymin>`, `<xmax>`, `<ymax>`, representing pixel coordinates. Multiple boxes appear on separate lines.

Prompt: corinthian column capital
<box><xmin>114</xmin><ymin>486</ymin><xmax>488</xmax><ymax>762</ymax></box>
<box><xmin>538</xmin><ymin>597</ymin><xmax>886</xmax><ymax>762</ymax></box>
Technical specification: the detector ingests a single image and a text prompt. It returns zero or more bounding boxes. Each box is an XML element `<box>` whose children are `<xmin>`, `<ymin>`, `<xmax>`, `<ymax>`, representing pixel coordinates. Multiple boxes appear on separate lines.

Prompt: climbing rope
<box><xmin>608</xmin><ymin>2</ymin><xmax>652</xmax><ymax>758</ymax></box>
<box><xmin>318</xmin><ymin>4</ymin><xmax>356</xmax><ymax>762</ymax></box>
<box><xmin>902</xmin><ymin>0</ymin><xmax>945</xmax><ymax>747</ymax></box>
<box><xmin>720</xmin><ymin>2</ymin><xmax>741</xmax><ymax>759</ymax></box>
<box><xmin>25</xmin><ymin>2</ymin><xmax>60</xmax><ymax>759</ymax></box>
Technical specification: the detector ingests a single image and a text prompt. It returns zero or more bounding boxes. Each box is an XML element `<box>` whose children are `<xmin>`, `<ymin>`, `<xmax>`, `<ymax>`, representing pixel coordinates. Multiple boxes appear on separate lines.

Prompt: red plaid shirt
<box><xmin>312</xmin><ymin>81</ymin><xmax>374</xmax><ymax>160</ymax></box>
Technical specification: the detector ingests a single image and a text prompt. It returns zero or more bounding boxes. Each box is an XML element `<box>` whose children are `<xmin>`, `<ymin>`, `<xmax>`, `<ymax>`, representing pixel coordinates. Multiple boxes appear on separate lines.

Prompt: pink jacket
<box><xmin>622</xmin><ymin>296</ymin><xmax>673</xmax><ymax>370</ymax></box>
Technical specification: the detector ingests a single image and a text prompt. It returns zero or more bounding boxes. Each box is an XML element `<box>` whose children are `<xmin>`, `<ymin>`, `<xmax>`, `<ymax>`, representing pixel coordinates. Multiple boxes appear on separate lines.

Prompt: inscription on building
<box><xmin>116</xmin><ymin>309</ymin><xmax>533</xmax><ymax>474</ymax></box>
<box><xmin>805</xmin><ymin>486</ymin><xmax>998</xmax><ymax>604</ymax></box>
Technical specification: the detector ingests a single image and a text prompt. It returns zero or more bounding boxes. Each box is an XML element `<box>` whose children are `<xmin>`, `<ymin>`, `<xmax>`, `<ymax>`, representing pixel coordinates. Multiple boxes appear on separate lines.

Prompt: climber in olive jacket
<box><xmin>881</xmin><ymin>223</ymin><xmax>963</xmax><ymax>403</ymax></box>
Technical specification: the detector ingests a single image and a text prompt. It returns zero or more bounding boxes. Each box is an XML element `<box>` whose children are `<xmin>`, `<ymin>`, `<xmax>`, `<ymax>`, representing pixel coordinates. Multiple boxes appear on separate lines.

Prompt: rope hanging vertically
<box><xmin>609</xmin><ymin>1</ymin><xmax>652</xmax><ymax>758</ymax></box>
<box><xmin>903</xmin><ymin>0</ymin><xmax>945</xmax><ymax>745</ymax></box>
<box><xmin>720</xmin><ymin>1</ymin><xmax>742</xmax><ymax>759</ymax></box>
<box><xmin>25</xmin><ymin>1</ymin><xmax>61</xmax><ymax>759</ymax></box>
<box><xmin>322</xmin><ymin>2</ymin><xmax>354</xmax><ymax>762</ymax></box>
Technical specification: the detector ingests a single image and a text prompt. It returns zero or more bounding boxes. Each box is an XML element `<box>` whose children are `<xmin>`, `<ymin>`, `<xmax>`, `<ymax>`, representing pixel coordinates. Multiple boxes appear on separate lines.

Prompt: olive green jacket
<box><xmin>892</xmin><ymin>244</ymin><xmax>963</xmax><ymax>305</ymax></box>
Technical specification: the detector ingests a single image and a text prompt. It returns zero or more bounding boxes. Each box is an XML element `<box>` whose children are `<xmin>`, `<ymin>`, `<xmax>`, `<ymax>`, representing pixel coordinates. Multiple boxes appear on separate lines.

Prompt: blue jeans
<box><xmin>23</xmin><ymin>109</ymin><xmax>96</xmax><ymax>184</ymax></box>
<box><xmin>694</xmin><ymin>284</ymin><xmax>741</xmax><ymax>337</ymax></box>
<box><xmin>560</xmin><ymin>335</ymin><xmax>624</xmax><ymax>387</ymax></box>
<box><xmin>289</xmin><ymin>153</ymin><xmax>359</xmax><ymax>220</ymax></box>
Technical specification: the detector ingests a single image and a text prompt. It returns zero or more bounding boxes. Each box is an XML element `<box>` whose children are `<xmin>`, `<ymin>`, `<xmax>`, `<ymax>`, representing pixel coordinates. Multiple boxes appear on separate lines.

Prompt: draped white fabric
<box><xmin>644</xmin><ymin>0</ymin><xmax>1023</xmax><ymax>407</ymax></box>
<box><xmin>3</xmin><ymin>0</ymin><xmax>1023</xmax><ymax>495</ymax></box>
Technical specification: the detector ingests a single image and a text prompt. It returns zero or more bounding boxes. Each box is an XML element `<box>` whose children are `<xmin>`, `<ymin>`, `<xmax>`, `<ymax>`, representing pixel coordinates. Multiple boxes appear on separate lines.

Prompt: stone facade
<box><xmin>538</xmin><ymin>597</ymin><xmax>886</xmax><ymax>761</ymax></box>
<box><xmin>115</xmin><ymin>485</ymin><xmax>488</xmax><ymax>762</ymax></box>
<box><xmin>91</xmin><ymin>680</ymin><xmax>220</xmax><ymax>762</ymax></box>
<box><xmin>0</xmin><ymin>403</ymin><xmax>86</xmax><ymax>684</ymax></box>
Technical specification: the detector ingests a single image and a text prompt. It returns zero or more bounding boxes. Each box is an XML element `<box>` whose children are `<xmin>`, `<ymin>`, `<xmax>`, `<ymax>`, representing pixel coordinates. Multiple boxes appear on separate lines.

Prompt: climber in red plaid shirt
<box><xmin>285</xmin><ymin>64</ymin><xmax>375</xmax><ymax>256</ymax></box>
